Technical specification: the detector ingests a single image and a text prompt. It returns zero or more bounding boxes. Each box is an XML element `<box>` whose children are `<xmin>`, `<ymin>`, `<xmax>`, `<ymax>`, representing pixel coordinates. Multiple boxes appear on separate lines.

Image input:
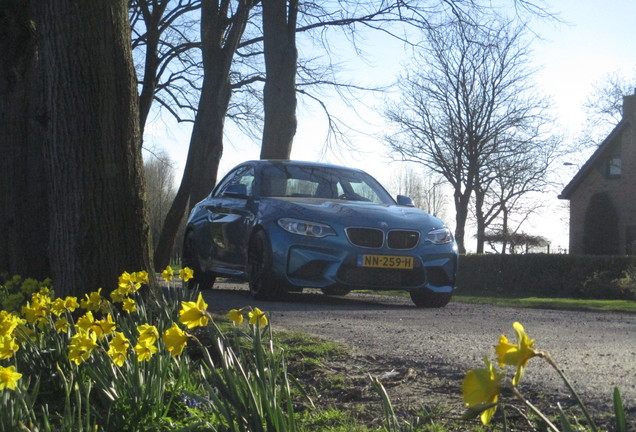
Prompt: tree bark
<box><xmin>474</xmin><ymin>188</ymin><xmax>486</xmax><ymax>254</ymax></box>
<box><xmin>260</xmin><ymin>0</ymin><xmax>298</xmax><ymax>159</ymax></box>
<box><xmin>0</xmin><ymin>1</ymin><xmax>50</xmax><ymax>279</ymax></box>
<box><xmin>453</xmin><ymin>189</ymin><xmax>471</xmax><ymax>254</ymax></box>
<box><xmin>136</xmin><ymin>0</ymin><xmax>169</xmax><ymax>137</ymax></box>
<box><xmin>33</xmin><ymin>0</ymin><xmax>151</xmax><ymax>296</ymax></box>
<box><xmin>153</xmin><ymin>0</ymin><xmax>254</xmax><ymax>271</ymax></box>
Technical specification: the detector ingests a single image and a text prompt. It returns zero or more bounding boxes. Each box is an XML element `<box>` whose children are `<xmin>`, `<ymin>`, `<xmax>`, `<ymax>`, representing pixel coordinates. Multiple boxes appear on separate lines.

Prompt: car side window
<box><xmin>237</xmin><ymin>168</ymin><xmax>255</xmax><ymax>195</ymax></box>
<box><xmin>213</xmin><ymin>166</ymin><xmax>254</xmax><ymax>197</ymax></box>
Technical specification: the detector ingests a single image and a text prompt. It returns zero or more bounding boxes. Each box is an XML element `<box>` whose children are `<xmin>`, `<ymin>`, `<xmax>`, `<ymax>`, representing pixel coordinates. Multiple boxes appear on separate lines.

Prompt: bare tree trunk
<box><xmin>153</xmin><ymin>82</ymin><xmax>228</xmax><ymax>270</ymax></box>
<box><xmin>500</xmin><ymin>208</ymin><xmax>509</xmax><ymax>255</ymax></box>
<box><xmin>260</xmin><ymin>0</ymin><xmax>298</xmax><ymax>159</ymax></box>
<box><xmin>474</xmin><ymin>189</ymin><xmax>486</xmax><ymax>254</ymax></box>
<box><xmin>135</xmin><ymin>0</ymin><xmax>169</xmax><ymax>137</ymax></box>
<box><xmin>453</xmin><ymin>190</ymin><xmax>471</xmax><ymax>254</ymax></box>
<box><xmin>153</xmin><ymin>0</ymin><xmax>253</xmax><ymax>271</ymax></box>
<box><xmin>34</xmin><ymin>0</ymin><xmax>151</xmax><ymax>296</ymax></box>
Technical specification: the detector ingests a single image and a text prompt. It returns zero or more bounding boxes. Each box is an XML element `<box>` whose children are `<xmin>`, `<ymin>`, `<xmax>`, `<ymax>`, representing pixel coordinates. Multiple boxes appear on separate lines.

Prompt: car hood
<box><xmin>259</xmin><ymin>197</ymin><xmax>445</xmax><ymax>231</ymax></box>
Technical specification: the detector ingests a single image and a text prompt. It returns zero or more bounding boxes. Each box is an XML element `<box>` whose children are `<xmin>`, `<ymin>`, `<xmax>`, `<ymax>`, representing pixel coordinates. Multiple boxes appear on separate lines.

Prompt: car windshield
<box><xmin>259</xmin><ymin>164</ymin><xmax>395</xmax><ymax>205</ymax></box>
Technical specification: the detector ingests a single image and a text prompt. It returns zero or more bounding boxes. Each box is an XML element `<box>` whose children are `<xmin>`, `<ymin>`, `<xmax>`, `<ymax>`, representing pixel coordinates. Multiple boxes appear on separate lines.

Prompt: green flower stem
<box><xmin>510</xmin><ymin>386</ymin><xmax>560</xmax><ymax>432</ymax></box>
<box><xmin>540</xmin><ymin>352</ymin><xmax>599</xmax><ymax>432</ymax></box>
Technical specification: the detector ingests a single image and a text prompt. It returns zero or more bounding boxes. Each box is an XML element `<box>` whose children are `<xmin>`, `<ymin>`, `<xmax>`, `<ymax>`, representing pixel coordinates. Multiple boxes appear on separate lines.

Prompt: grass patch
<box><xmin>298</xmin><ymin>408</ymin><xmax>378</xmax><ymax>432</ymax></box>
<box><xmin>453</xmin><ymin>295</ymin><xmax>636</xmax><ymax>313</ymax></box>
<box><xmin>274</xmin><ymin>330</ymin><xmax>348</xmax><ymax>360</ymax></box>
<box><xmin>358</xmin><ymin>288</ymin><xmax>636</xmax><ymax>313</ymax></box>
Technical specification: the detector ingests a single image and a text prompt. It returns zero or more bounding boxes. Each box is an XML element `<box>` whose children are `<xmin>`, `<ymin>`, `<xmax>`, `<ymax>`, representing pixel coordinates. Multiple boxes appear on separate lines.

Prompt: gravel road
<box><xmin>203</xmin><ymin>283</ymin><xmax>636</xmax><ymax>418</ymax></box>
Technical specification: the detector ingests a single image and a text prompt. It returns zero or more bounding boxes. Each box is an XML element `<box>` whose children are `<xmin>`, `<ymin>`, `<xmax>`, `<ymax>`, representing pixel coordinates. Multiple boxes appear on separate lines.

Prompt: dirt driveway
<box><xmin>202</xmin><ymin>283</ymin><xmax>636</xmax><ymax>420</ymax></box>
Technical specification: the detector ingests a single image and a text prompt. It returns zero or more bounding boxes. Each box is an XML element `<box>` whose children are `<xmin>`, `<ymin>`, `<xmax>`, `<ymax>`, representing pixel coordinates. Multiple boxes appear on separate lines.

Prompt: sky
<box><xmin>144</xmin><ymin>0</ymin><xmax>636</xmax><ymax>253</ymax></box>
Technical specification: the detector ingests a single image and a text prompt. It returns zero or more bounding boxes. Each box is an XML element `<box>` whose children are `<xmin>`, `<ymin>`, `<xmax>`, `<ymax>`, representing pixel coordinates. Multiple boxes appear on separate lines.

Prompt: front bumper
<box><xmin>282</xmin><ymin>241</ymin><xmax>458</xmax><ymax>294</ymax></box>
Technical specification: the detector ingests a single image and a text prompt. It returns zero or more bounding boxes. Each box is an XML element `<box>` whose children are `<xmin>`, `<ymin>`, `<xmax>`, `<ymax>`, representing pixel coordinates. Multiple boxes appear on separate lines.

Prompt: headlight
<box><xmin>278</xmin><ymin>218</ymin><xmax>336</xmax><ymax>238</ymax></box>
<box><xmin>425</xmin><ymin>227</ymin><xmax>453</xmax><ymax>244</ymax></box>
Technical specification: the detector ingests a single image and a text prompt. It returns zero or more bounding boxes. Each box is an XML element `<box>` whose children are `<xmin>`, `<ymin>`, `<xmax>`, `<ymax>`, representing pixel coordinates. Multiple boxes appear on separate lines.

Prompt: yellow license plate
<box><xmin>358</xmin><ymin>255</ymin><xmax>414</xmax><ymax>269</ymax></box>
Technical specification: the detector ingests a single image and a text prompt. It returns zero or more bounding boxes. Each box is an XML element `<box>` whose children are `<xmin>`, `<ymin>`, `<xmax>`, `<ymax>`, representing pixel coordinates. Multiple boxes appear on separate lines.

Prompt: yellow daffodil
<box><xmin>68</xmin><ymin>330</ymin><xmax>98</xmax><ymax>365</ymax></box>
<box><xmin>134</xmin><ymin>339</ymin><xmax>158</xmax><ymax>362</ymax></box>
<box><xmin>495</xmin><ymin>322</ymin><xmax>539</xmax><ymax>385</ymax></box>
<box><xmin>248</xmin><ymin>307</ymin><xmax>268</xmax><ymax>327</ymax></box>
<box><xmin>50</xmin><ymin>298</ymin><xmax>67</xmax><ymax>316</ymax></box>
<box><xmin>134</xmin><ymin>270</ymin><xmax>149</xmax><ymax>285</ymax></box>
<box><xmin>63</xmin><ymin>296</ymin><xmax>79</xmax><ymax>312</ymax></box>
<box><xmin>0</xmin><ymin>365</ymin><xmax>22</xmax><ymax>391</ymax></box>
<box><xmin>118</xmin><ymin>271</ymin><xmax>135</xmax><ymax>288</ymax></box>
<box><xmin>76</xmin><ymin>311</ymin><xmax>95</xmax><ymax>333</ymax></box>
<box><xmin>178</xmin><ymin>293</ymin><xmax>209</xmax><ymax>329</ymax></box>
<box><xmin>80</xmin><ymin>289</ymin><xmax>104</xmax><ymax>312</ymax></box>
<box><xmin>117</xmin><ymin>271</ymin><xmax>144</xmax><ymax>296</ymax></box>
<box><xmin>107</xmin><ymin>332</ymin><xmax>130</xmax><ymax>367</ymax></box>
<box><xmin>50</xmin><ymin>296</ymin><xmax>79</xmax><ymax>316</ymax></box>
<box><xmin>0</xmin><ymin>335</ymin><xmax>19</xmax><ymax>360</ymax></box>
<box><xmin>0</xmin><ymin>311</ymin><xmax>23</xmax><ymax>336</ymax></box>
<box><xmin>179</xmin><ymin>267</ymin><xmax>194</xmax><ymax>282</ymax></box>
<box><xmin>136</xmin><ymin>324</ymin><xmax>159</xmax><ymax>345</ymax></box>
<box><xmin>163</xmin><ymin>323</ymin><xmax>188</xmax><ymax>357</ymax></box>
<box><xmin>227</xmin><ymin>309</ymin><xmax>244</xmax><ymax>325</ymax></box>
<box><xmin>55</xmin><ymin>317</ymin><xmax>70</xmax><ymax>334</ymax></box>
<box><xmin>122</xmin><ymin>298</ymin><xmax>137</xmax><ymax>313</ymax></box>
<box><xmin>21</xmin><ymin>293</ymin><xmax>50</xmax><ymax>326</ymax></box>
<box><xmin>462</xmin><ymin>357</ymin><xmax>503</xmax><ymax>425</ymax></box>
<box><xmin>161</xmin><ymin>266</ymin><xmax>174</xmax><ymax>282</ymax></box>
<box><xmin>110</xmin><ymin>288</ymin><xmax>125</xmax><ymax>303</ymax></box>
<box><xmin>94</xmin><ymin>314</ymin><xmax>116</xmax><ymax>340</ymax></box>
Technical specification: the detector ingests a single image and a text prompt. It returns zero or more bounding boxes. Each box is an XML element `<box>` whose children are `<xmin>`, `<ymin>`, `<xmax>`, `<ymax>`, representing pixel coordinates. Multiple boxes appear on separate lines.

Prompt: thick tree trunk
<box><xmin>0</xmin><ymin>1</ymin><xmax>49</xmax><ymax>279</ymax></box>
<box><xmin>153</xmin><ymin>81</ymin><xmax>228</xmax><ymax>271</ymax></box>
<box><xmin>153</xmin><ymin>0</ymin><xmax>253</xmax><ymax>271</ymax></box>
<box><xmin>260</xmin><ymin>0</ymin><xmax>298</xmax><ymax>159</ymax></box>
<box><xmin>34</xmin><ymin>0</ymin><xmax>151</xmax><ymax>296</ymax></box>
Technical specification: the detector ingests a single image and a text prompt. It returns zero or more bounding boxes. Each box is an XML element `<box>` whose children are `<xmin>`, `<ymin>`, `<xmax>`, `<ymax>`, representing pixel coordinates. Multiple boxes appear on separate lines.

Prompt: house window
<box><xmin>606</xmin><ymin>155</ymin><xmax>621</xmax><ymax>178</ymax></box>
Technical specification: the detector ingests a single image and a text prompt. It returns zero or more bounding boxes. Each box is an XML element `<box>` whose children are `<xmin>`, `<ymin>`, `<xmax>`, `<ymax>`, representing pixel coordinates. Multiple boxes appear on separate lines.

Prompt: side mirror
<box><xmin>396</xmin><ymin>195</ymin><xmax>415</xmax><ymax>207</ymax></box>
<box><xmin>224</xmin><ymin>183</ymin><xmax>248</xmax><ymax>198</ymax></box>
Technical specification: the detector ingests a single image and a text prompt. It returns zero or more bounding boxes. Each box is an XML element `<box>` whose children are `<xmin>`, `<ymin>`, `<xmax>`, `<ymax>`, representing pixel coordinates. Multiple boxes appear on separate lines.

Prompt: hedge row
<box><xmin>455</xmin><ymin>254</ymin><xmax>636</xmax><ymax>300</ymax></box>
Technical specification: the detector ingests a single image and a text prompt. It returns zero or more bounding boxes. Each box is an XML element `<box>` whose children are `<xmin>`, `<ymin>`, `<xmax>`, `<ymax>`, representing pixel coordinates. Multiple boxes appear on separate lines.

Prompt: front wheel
<box><xmin>409</xmin><ymin>290</ymin><xmax>452</xmax><ymax>308</ymax></box>
<box><xmin>248</xmin><ymin>230</ymin><xmax>285</xmax><ymax>300</ymax></box>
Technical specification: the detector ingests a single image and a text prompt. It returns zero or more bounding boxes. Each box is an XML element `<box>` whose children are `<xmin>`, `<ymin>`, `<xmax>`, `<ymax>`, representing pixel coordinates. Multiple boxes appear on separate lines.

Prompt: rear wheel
<box><xmin>321</xmin><ymin>286</ymin><xmax>351</xmax><ymax>296</ymax></box>
<box><xmin>248</xmin><ymin>230</ymin><xmax>285</xmax><ymax>300</ymax></box>
<box><xmin>182</xmin><ymin>231</ymin><xmax>215</xmax><ymax>290</ymax></box>
<box><xmin>409</xmin><ymin>290</ymin><xmax>452</xmax><ymax>308</ymax></box>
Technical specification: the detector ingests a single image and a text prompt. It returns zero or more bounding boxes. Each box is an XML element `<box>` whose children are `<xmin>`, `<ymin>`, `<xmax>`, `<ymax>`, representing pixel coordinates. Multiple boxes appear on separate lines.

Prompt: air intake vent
<box><xmin>387</xmin><ymin>230</ymin><xmax>420</xmax><ymax>249</ymax></box>
<box><xmin>345</xmin><ymin>228</ymin><xmax>383</xmax><ymax>248</ymax></box>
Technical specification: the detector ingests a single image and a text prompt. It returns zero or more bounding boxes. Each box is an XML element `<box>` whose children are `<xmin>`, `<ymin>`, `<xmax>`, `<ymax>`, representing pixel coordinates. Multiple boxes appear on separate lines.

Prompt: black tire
<box><xmin>182</xmin><ymin>231</ymin><xmax>215</xmax><ymax>290</ymax></box>
<box><xmin>321</xmin><ymin>286</ymin><xmax>351</xmax><ymax>296</ymax></box>
<box><xmin>248</xmin><ymin>230</ymin><xmax>285</xmax><ymax>300</ymax></box>
<box><xmin>409</xmin><ymin>290</ymin><xmax>452</xmax><ymax>308</ymax></box>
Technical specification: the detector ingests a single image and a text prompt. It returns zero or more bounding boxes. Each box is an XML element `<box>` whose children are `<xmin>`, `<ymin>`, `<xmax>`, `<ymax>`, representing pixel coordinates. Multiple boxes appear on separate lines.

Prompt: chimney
<box><xmin>623</xmin><ymin>88</ymin><xmax>636</xmax><ymax>120</ymax></box>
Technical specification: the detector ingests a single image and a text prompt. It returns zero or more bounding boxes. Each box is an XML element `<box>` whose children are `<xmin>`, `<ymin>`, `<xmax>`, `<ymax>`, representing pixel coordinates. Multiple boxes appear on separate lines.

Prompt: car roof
<box><xmin>239</xmin><ymin>159</ymin><xmax>367</xmax><ymax>173</ymax></box>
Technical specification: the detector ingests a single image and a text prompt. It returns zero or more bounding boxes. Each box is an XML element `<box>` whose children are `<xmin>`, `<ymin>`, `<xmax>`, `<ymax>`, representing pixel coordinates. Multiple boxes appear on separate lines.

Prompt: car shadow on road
<box><xmin>203</xmin><ymin>282</ymin><xmax>422</xmax><ymax>313</ymax></box>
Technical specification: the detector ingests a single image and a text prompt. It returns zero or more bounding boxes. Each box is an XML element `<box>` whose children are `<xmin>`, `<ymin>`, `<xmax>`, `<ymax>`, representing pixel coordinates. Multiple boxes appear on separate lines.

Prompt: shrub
<box><xmin>457</xmin><ymin>254</ymin><xmax>636</xmax><ymax>299</ymax></box>
<box><xmin>0</xmin><ymin>275</ymin><xmax>53</xmax><ymax>312</ymax></box>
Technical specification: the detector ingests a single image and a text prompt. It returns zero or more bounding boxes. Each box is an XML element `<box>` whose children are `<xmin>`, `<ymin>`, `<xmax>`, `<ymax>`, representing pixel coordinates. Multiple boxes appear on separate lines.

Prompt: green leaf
<box><xmin>613</xmin><ymin>387</ymin><xmax>627</xmax><ymax>432</ymax></box>
<box><xmin>556</xmin><ymin>404</ymin><xmax>576</xmax><ymax>432</ymax></box>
